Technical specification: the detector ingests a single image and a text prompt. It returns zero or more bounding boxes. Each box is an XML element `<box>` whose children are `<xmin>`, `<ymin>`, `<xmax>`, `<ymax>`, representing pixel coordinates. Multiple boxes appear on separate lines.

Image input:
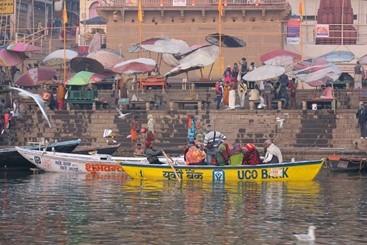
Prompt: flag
<box><xmin>298</xmin><ymin>0</ymin><xmax>305</xmax><ymax>19</ymax></box>
<box><xmin>138</xmin><ymin>0</ymin><xmax>143</xmax><ymax>23</ymax></box>
<box><xmin>218</xmin><ymin>0</ymin><xmax>223</xmax><ymax>17</ymax></box>
<box><xmin>62</xmin><ymin>1</ymin><xmax>68</xmax><ymax>24</ymax></box>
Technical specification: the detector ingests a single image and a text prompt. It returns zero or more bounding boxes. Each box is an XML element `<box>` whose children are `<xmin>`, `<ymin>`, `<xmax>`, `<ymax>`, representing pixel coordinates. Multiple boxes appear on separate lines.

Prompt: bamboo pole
<box><xmin>218</xmin><ymin>1</ymin><xmax>223</xmax><ymax>74</ymax></box>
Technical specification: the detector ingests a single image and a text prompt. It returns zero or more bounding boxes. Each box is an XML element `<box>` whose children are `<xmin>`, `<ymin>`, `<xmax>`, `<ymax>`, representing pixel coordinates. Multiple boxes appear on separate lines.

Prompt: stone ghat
<box><xmin>5</xmin><ymin>107</ymin><xmax>366</xmax><ymax>161</ymax></box>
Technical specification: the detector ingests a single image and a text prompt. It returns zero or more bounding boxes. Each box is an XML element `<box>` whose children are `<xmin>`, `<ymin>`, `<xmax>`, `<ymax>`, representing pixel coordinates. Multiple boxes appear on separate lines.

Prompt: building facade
<box><xmin>286</xmin><ymin>0</ymin><xmax>367</xmax><ymax>59</ymax></box>
<box><xmin>96</xmin><ymin>0</ymin><xmax>291</xmax><ymax>78</ymax></box>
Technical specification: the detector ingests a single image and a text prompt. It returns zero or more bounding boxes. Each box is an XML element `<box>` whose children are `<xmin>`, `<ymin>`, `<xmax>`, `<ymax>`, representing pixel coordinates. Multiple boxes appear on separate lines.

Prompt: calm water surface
<box><xmin>0</xmin><ymin>170</ymin><xmax>367</xmax><ymax>244</ymax></box>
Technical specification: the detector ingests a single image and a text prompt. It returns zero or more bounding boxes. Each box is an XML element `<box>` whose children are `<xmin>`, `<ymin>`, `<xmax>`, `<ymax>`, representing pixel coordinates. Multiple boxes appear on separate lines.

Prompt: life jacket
<box><xmin>185</xmin><ymin>145</ymin><xmax>206</xmax><ymax>165</ymax></box>
<box><xmin>243</xmin><ymin>144</ymin><xmax>261</xmax><ymax>165</ymax></box>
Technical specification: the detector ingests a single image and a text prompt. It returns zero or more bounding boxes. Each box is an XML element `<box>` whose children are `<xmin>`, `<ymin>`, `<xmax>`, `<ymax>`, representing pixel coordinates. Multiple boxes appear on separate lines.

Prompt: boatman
<box><xmin>144</xmin><ymin>142</ymin><xmax>164</xmax><ymax>165</ymax></box>
<box><xmin>263</xmin><ymin>139</ymin><xmax>283</xmax><ymax>164</ymax></box>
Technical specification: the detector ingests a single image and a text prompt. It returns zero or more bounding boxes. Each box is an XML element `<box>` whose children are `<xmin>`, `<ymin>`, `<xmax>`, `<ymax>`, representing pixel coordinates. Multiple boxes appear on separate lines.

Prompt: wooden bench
<box><xmin>305</xmin><ymin>98</ymin><xmax>336</xmax><ymax>110</ymax></box>
<box><xmin>139</xmin><ymin>76</ymin><xmax>166</xmax><ymax>90</ymax></box>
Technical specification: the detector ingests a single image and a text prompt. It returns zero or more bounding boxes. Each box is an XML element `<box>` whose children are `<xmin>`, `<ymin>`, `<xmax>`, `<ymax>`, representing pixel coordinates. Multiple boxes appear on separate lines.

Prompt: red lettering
<box><xmin>85</xmin><ymin>163</ymin><xmax>121</xmax><ymax>172</ymax></box>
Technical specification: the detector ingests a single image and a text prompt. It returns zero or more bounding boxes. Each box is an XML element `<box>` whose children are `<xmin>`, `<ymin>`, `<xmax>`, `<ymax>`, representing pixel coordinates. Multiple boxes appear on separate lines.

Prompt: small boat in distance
<box><xmin>0</xmin><ymin>139</ymin><xmax>81</xmax><ymax>171</ymax></box>
<box><xmin>16</xmin><ymin>147</ymin><xmax>122</xmax><ymax>174</ymax></box>
<box><xmin>15</xmin><ymin>148</ymin><xmax>185</xmax><ymax>174</ymax></box>
<box><xmin>326</xmin><ymin>155</ymin><xmax>367</xmax><ymax>172</ymax></box>
<box><xmin>120</xmin><ymin>160</ymin><xmax>324</xmax><ymax>183</ymax></box>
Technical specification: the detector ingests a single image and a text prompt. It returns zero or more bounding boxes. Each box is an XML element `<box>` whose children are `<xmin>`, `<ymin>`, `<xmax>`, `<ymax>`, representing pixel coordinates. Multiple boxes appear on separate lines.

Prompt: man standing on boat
<box><xmin>263</xmin><ymin>139</ymin><xmax>283</xmax><ymax>164</ymax></box>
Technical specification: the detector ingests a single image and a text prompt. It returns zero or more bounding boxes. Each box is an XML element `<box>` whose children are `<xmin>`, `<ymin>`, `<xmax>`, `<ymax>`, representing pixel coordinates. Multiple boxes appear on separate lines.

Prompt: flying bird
<box><xmin>8</xmin><ymin>86</ymin><xmax>52</xmax><ymax>128</ymax></box>
<box><xmin>294</xmin><ymin>226</ymin><xmax>316</xmax><ymax>242</ymax></box>
<box><xmin>116</xmin><ymin>108</ymin><xmax>131</xmax><ymax>119</ymax></box>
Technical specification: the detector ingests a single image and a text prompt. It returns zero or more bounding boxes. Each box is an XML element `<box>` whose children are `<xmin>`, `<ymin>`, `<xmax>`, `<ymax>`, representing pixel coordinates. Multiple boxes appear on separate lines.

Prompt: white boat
<box><xmin>15</xmin><ymin>147</ymin><xmax>185</xmax><ymax>174</ymax></box>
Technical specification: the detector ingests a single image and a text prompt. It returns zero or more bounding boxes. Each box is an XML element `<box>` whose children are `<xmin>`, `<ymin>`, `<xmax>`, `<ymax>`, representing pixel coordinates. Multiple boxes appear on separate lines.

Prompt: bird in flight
<box><xmin>116</xmin><ymin>108</ymin><xmax>131</xmax><ymax>119</ymax></box>
<box><xmin>8</xmin><ymin>86</ymin><xmax>52</xmax><ymax>128</ymax></box>
<box><xmin>294</xmin><ymin>225</ymin><xmax>316</xmax><ymax>243</ymax></box>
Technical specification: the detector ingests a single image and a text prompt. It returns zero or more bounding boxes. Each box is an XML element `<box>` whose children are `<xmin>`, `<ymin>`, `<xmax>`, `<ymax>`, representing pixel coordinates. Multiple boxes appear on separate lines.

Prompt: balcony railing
<box><xmin>99</xmin><ymin>0</ymin><xmax>287</xmax><ymax>8</ymax></box>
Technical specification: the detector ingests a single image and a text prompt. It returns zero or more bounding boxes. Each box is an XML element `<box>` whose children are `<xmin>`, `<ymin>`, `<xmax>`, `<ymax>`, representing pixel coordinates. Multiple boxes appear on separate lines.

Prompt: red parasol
<box><xmin>87</xmin><ymin>50</ymin><xmax>123</xmax><ymax>71</ymax></box>
<box><xmin>7</xmin><ymin>42</ymin><xmax>41</xmax><ymax>53</ymax></box>
<box><xmin>15</xmin><ymin>67</ymin><xmax>57</xmax><ymax>87</ymax></box>
<box><xmin>0</xmin><ymin>48</ymin><xmax>25</xmax><ymax>67</ymax></box>
<box><xmin>260</xmin><ymin>49</ymin><xmax>302</xmax><ymax>67</ymax></box>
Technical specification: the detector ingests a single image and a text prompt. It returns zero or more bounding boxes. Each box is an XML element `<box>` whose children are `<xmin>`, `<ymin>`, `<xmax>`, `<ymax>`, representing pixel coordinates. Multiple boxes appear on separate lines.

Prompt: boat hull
<box><xmin>0</xmin><ymin>139</ymin><xmax>81</xmax><ymax>171</ymax></box>
<box><xmin>16</xmin><ymin>147</ymin><xmax>123</xmax><ymax>174</ymax></box>
<box><xmin>326</xmin><ymin>158</ymin><xmax>367</xmax><ymax>172</ymax></box>
<box><xmin>120</xmin><ymin>160</ymin><xmax>324</xmax><ymax>183</ymax></box>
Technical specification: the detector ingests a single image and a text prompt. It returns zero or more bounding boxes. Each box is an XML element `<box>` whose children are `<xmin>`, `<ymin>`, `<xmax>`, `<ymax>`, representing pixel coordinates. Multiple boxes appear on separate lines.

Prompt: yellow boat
<box><xmin>120</xmin><ymin>159</ymin><xmax>324</xmax><ymax>183</ymax></box>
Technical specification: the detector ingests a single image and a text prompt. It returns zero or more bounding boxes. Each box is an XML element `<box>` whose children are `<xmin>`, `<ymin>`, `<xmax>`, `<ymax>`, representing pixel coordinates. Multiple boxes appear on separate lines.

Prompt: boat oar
<box><xmin>162</xmin><ymin>150</ymin><xmax>181</xmax><ymax>183</ymax></box>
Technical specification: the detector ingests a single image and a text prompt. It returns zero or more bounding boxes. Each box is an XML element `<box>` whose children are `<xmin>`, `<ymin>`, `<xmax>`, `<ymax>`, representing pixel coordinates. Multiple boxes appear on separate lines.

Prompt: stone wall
<box><xmin>7</xmin><ymin>103</ymin><xmax>364</xmax><ymax>159</ymax></box>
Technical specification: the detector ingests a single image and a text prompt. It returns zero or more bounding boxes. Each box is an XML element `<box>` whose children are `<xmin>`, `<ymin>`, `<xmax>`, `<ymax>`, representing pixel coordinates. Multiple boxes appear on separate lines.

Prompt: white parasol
<box><xmin>164</xmin><ymin>45</ymin><xmax>219</xmax><ymax>77</ymax></box>
<box><xmin>243</xmin><ymin>65</ymin><xmax>285</xmax><ymax>81</ymax></box>
<box><xmin>42</xmin><ymin>49</ymin><xmax>78</xmax><ymax>66</ymax></box>
<box><xmin>113</xmin><ymin>58</ymin><xmax>156</xmax><ymax>75</ymax></box>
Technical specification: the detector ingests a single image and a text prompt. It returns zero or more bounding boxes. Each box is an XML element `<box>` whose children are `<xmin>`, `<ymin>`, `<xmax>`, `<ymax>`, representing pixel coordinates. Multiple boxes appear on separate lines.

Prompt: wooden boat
<box><xmin>326</xmin><ymin>155</ymin><xmax>367</xmax><ymax>172</ymax></box>
<box><xmin>120</xmin><ymin>160</ymin><xmax>324</xmax><ymax>183</ymax></box>
<box><xmin>73</xmin><ymin>143</ymin><xmax>121</xmax><ymax>155</ymax></box>
<box><xmin>0</xmin><ymin>139</ymin><xmax>81</xmax><ymax>171</ymax></box>
<box><xmin>16</xmin><ymin>147</ymin><xmax>122</xmax><ymax>174</ymax></box>
<box><xmin>15</xmin><ymin>147</ymin><xmax>185</xmax><ymax>174</ymax></box>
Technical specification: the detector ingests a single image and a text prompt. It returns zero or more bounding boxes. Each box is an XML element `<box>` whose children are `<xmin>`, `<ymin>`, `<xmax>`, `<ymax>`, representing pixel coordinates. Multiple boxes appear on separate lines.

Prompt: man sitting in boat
<box><xmin>216</xmin><ymin>137</ymin><xmax>230</xmax><ymax>166</ymax></box>
<box><xmin>263</xmin><ymin>139</ymin><xmax>283</xmax><ymax>164</ymax></box>
<box><xmin>144</xmin><ymin>142</ymin><xmax>164</xmax><ymax>165</ymax></box>
<box><xmin>242</xmin><ymin>143</ymin><xmax>261</xmax><ymax>165</ymax></box>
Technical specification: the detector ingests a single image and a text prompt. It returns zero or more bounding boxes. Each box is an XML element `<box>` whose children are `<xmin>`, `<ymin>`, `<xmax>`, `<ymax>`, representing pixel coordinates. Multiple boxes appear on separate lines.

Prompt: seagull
<box><xmin>116</xmin><ymin>108</ymin><xmax>131</xmax><ymax>119</ymax></box>
<box><xmin>8</xmin><ymin>86</ymin><xmax>52</xmax><ymax>128</ymax></box>
<box><xmin>276</xmin><ymin>117</ymin><xmax>285</xmax><ymax>128</ymax></box>
<box><xmin>294</xmin><ymin>226</ymin><xmax>316</xmax><ymax>243</ymax></box>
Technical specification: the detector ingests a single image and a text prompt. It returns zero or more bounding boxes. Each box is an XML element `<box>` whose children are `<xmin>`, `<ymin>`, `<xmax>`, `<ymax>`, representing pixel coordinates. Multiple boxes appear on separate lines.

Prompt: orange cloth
<box><xmin>223</xmin><ymin>85</ymin><xmax>229</xmax><ymax>105</ymax></box>
<box><xmin>130</xmin><ymin>128</ymin><xmax>138</xmax><ymax>142</ymax></box>
<box><xmin>56</xmin><ymin>84</ymin><xmax>66</xmax><ymax>101</ymax></box>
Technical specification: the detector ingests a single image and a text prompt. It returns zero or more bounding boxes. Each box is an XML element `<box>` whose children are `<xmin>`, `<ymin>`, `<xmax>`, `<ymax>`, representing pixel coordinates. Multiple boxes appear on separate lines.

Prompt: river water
<box><xmin>0</xmin><ymin>170</ymin><xmax>366</xmax><ymax>245</ymax></box>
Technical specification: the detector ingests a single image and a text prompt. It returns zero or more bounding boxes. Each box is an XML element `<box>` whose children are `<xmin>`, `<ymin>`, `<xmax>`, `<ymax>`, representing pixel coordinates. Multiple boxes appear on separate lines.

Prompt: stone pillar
<box><xmin>169</xmin><ymin>101</ymin><xmax>174</xmax><ymax>111</ymax></box>
<box><xmin>332</xmin><ymin>99</ymin><xmax>336</xmax><ymax>111</ymax></box>
<box><xmin>249</xmin><ymin>101</ymin><xmax>254</xmax><ymax>110</ymax></box>
<box><xmin>198</xmin><ymin>101</ymin><xmax>202</xmax><ymax>112</ymax></box>
<box><xmin>302</xmin><ymin>101</ymin><xmax>307</xmax><ymax>110</ymax></box>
